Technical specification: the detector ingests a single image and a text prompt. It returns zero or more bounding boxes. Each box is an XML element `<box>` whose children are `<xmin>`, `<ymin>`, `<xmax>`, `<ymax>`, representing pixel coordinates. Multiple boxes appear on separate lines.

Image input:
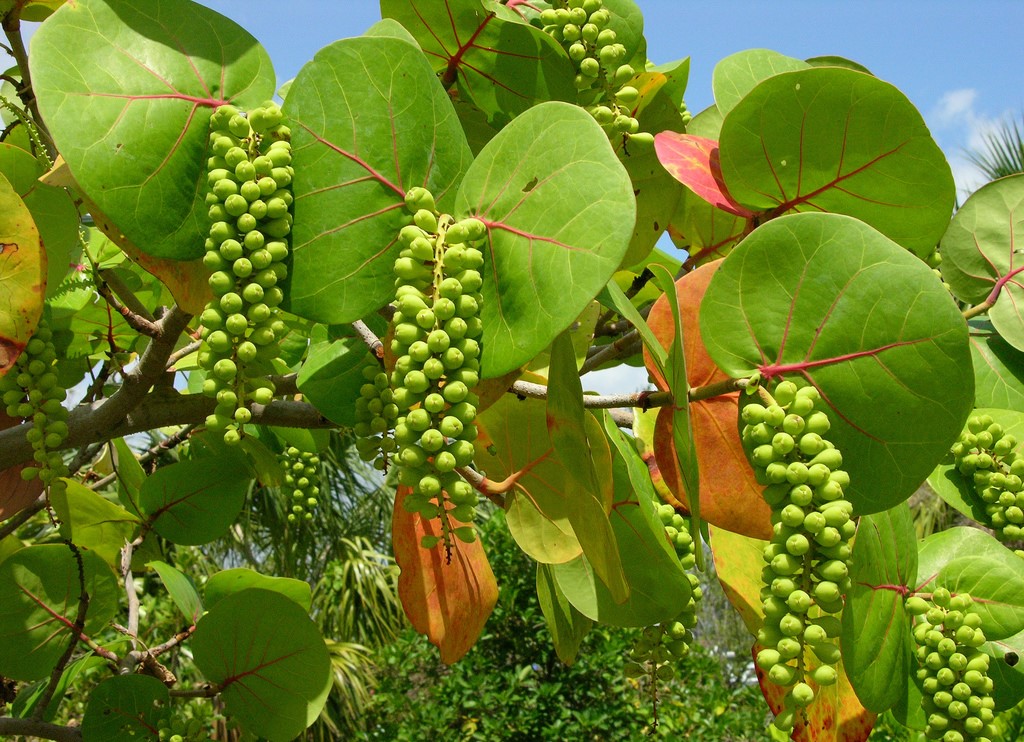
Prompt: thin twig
<box><xmin>166</xmin><ymin>340</ymin><xmax>201</xmax><ymax>369</ymax></box>
<box><xmin>0</xmin><ymin>718</ymin><xmax>82</xmax><ymax>742</ymax></box>
<box><xmin>579</xmin><ymin>329</ymin><xmax>642</xmax><ymax>375</ymax></box>
<box><xmin>352</xmin><ymin>319</ymin><xmax>384</xmax><ymax>358</ymax></box>
<box><xmin>95</xmin><ymin>278</ymin><xmax>159</xmax><ymax>337</ymax></box>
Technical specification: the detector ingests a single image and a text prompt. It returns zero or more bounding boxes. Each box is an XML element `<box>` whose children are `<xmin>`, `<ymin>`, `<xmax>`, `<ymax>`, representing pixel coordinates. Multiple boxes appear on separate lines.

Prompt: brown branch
<box><xmin>352</xmin><ymin>319</ymin><xmax>384</xmax><ymax>358</ymax></box>
<box><xmin>578</xmin><ymin>330</ymin><xmax>642</xmax><ymax>375</ymax></box>
<box><xmin>0</xmin><ymin>718</ymin><xmax>82</xmax><ymax>742</ymax></box>
<box><xmin>1</xmin><ymin>11</ymin><xmax>53</xmax><ymax>157</ymax></box>
<box><xmin>96</xmin><ymin>270</ymin><xmax>159</xmax><ymax>337</ymax></box>
<box><xmin>0</xmin><ymin>495</ymin><xmax>46</xmax><ymax>538</ymax></box>
<box><xmin>0</xmin><ymin>394</ymin><xmax>333</xmax><ymax>471</ymax></box>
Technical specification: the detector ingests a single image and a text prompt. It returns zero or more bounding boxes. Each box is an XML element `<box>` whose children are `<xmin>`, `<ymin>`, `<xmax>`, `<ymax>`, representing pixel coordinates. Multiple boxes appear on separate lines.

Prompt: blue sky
<box><xmin>196</xmin><ymin>0</ymin><xmax>1024</xmax><ymax>198</ymax></box>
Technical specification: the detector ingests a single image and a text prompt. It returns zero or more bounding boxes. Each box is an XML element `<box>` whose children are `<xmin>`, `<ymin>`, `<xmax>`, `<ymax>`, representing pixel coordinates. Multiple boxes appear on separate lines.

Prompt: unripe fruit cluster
<box><xmin>157</xmin><ymin>715</ymin><xmax>206</xmax><ymax>742</ymax></box>
<box><xmin>278</xmin><ymin>446</ymin><xmax>321</xmax><ymax>523</ymax></box>
<box><xmin>199</xmin><ymin>103</ymin><xmax>293</xmax><ymax>445</ymax></box>
<box><xmin>624</xmin><ymin>504</ymin><xmax>703</xmax><ymax>683</ymax></box>
<box><xmin>380</xmin><ymin>187</ymin><xmax>484</xmax><ymax>553</ymax></box>
<box><xmin>744</xmin><ymin>381</ymin><xmax>855</xmax><ymax>731</ymax></box>
<box><xmin>951</xmin><ymin>413</ymin><xmax>1023</xmax><ymax>547</ymax></box>
<box><xmin>353</xmin><ymin>360</ymin><xmax>399</xmax><ymax>468</ymax></box>
<box><xmin>906</xmin><ymin>589</ymin><xmax>997</xmax><ymax>742</ymax></box>
<box><xmin>0</xmin><ymin>319</ymin><xmax>70</xmax><ymax>488</ymax></box>
<box><xmin>539</xmin><ymin>0</ymin><xmax>648</xmax><ymax>144</ymax></box>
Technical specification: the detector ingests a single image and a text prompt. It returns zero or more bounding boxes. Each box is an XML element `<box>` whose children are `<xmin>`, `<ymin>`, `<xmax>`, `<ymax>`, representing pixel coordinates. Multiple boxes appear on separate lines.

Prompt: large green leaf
<box><xmin>283</xmin><ymin>35</ymin><xmax>472</xmax><ymax>324</ymax></box>
<box><xmin>940</xmin><ymin>174</ymin><xmax>1024</xmax><ymax>351</ymax></box>
<box><xmin>138</xmin><ymin>455</ymin><xmax>251</xmax><ymax>545</ymax></box>
<box><xmin>841</xmin><ymin>505</ymin><xmax>917</xmax><ymax>714</ymax></box>
<box><xmin>380</xmin><ymin>0</ymin><xmax>574</xmax><ymax>127</ymax></box>
<box><xmin>699</xmin><ymin>213</ymin><xmax>974</xmax><ymax>514</ymax></box>
<box><xmin>978</xmin><ymin>626</ymin><xmax>1024</xmax><ymax>711</ymax></box>
<box><xmin>29</xmin><ymin>0</ymin><xmax>275</xmax><ymax>260</ymax></box>
<box><xmin>0</xmin><ymin>143</ymin><xmax>79</xmax><ymax>296</ymax></box>
<box><xmin>552</xmin><ymin>414</ymin><xmax>691</xmax><ymax>627</ymax></box>
<box><xmin>536</xmin><ymin>562</ymin><xmax>591</xmax><ymax>665</ymax></box>
<box><xmin>455</xmin><ymin>102</ymin><xmax>636</xmax><ymax>377</ymax></box>
<box><xmin>475</xmin><ymin>394</ymin><xmax>609</xmax><ymax>565</ymax></box>
<box><xmin>296</xmin><ymin>336</ymin><xmax>370</xmax><ymax>427</ymax></box>
<box><xmin>0</xmin><ymin>171</ymin><xmax>43</xmax><ymax>375</ymax></box>
<box><xmin>192</xmin><ymin>588</ymin><xmax>332</xmax><ymax>742</ymax></box>
<box><xmin>50</xmin><ymin>479</ymin><xmax>138</xmax><ymax>568</ymax></box>
<box><xmin>969</xmin><ymin>319</ymin><xmax>1024</xmax><ymax>410</ymax></box>
<box><xmin>917</xmin><ymin>527</ymin><xmax>1024</xmax><ymax>641</ymax></box>
<box><xmin>711</xmin><ymin>48</ymin><xmax>810</xmax><ymax>116</ymax></box>
<box><xmin>204</xmin><ymin>567</ymin><xmax>312</xmax><ymax>613</ymax></box>
<box><xmin>0</xmin><ymin>544</ymin><xmax>118</xmax><ymax>680</ymax></box>
<box><xmin>719</xmin><ymin>67</ymin><xmax>954</xmax><ymax>257</ymax></box>
<box><xmin>81</xmin><ymin>674</ymin><xmax>170</xmax><ymax>742</ymax></box>
<box><xmin>547</xmin><ymin>333</ymin><xmax>626</xmax><ymax>602</ymax></box>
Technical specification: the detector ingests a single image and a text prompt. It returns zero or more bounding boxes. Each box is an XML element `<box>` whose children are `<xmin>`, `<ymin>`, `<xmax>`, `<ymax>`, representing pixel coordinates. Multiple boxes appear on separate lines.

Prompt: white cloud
<box><xmin>931</xmin><ymin>88</ymin><xmax>978</xmax><ymax>127</ymax></box>
<box><xmin>927</xmin><ymin>88</ymin><xmax>1015</xmax><ymax>199</ymax></box>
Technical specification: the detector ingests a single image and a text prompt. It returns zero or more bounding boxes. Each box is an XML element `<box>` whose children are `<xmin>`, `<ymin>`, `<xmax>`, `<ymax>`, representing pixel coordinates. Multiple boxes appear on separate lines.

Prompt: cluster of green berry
<box><xmin>951</xmin><ymin>413</ymin><xmax>1023</xmax><ymax>550</ymax></box>
<box><xmin>906</xmin><ymin>589</ymin><xmax>997</xmax><ymax>742</ymax></box>
<box><xmin>198</xmin><ymin>102</ymin><xmax>293</xmax><ymax>445</ymax></box>
<box><xmin>386</xmin><ymin>188</ymin><xmax>484</xmax><ymax>551</ymax></box>
<box><xmin>538</xmin><ymin>0</ymin><xmax>649</xmax><ymax>144</ymax></box>
<box><xmin>624</xmin><ymin>504</ymin><xmax>703</xmax><ymax>682</ymax></box>
<box><xmin>0</xmin><ymin>319</ymin><xmax>70</xmax><ymax>489</ymax></box>
<box><xmin>353</xmin><ymin>360</ymin><xmax>399</xmax><ymax>468</ymax></box>
<box><xmin>278</xmin><ymin>446</ymin><xmax>321</xmax><ymax>523</ymax></box>
<box><xmin>743</xmin><ymin>381</ymin><xmax>855</xmax><ymax>732</ymax></box>
<box><xmin>157</xmin><ymin>716</ymin><xmax>208</xmax><ymax>742</ymax></box>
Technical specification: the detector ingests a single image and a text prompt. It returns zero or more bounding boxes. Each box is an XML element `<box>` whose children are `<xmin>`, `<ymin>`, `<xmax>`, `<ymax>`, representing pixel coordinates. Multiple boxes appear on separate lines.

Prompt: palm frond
<box><xmin>965</xmin><ymin>114</ymin><xmax>1024</xmax><ymax>182</ymax></box>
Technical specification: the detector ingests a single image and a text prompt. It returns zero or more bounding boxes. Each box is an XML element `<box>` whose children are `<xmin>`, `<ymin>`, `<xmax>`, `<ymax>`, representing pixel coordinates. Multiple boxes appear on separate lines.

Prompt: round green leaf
<box><xmin>283</xmin><ymin>35</ymin><xmax>472</xmax><ymax>324</ymax></box>
<box><xmin>0</xmin><ymin>171</ymin><xmax>43</xmax><ymax>375</ymax></box>
<box><xmin>204</xmin><ymin>568</ymin><xmax>312</xmax><ymax>613</ymax></box>
<box><xmin>0</xmin><ymin>544</ymin><xmax>118</xmax><ymax>680</ymax></box>
<box><xmin>0</xmin><ymin>143</ymin><xmax>79</xmax><ymax>296</ymax></box>
<box><xmin>82</xmin><ymin>674</ymin><xmax>170</xmax><ymax>742</ymax></box>
<box><xmin>192</xmin><ymin>588</ymin><xmax>332</xmax><ymax>742</ymax></box>
<box><xmin>455</xmin><ymin>101</ymin><xmax>636</xmax><ymax>377</ymax></box>
<box><xmin>139</xmin><ymin>455</ymin><xmax>251</xmax><ymax>545</ymax></box>
<box><xmin>30</xmin><ymin>0</ymin><xmax>275</xmax><ymax>260</ymax></box>
<box><xmin>712</xmin><ymin>48</ymin><xmax>810</xmax><ymax>116</ymax></box>
<box><xmin>699</xmin><ymin>213</ymin><xmax>974</xmax><ymax>514</ymax></box>
<box><xmin>969</xmin><ymin>319</ymin><xmax>1024</xmax><ymax>409</ymax></box>
<box><xmin>940</xmin><ymin>174</ymin><xmax>1024</xmax><ymax>350</ymax></box>
<box><xmin>296</xmin><ymin>337</ymin><xmax>371</xmax><ymax>427</ymax></box>
<box><xmin>917</xmin><ymin>527</ymin><xmax>1024</xmax><ymax>641</ymax></box>
<box><xmin>841</xmin><ymin>505</ymin><xmax>917</xmax><ymax>713</ymax></box>
<box><xmin>380</xmin><ymin>0</ymin><xmax>574</xmax><ymax>127</ymax></box>
<box><xmin>719</xmin><ymin>67</ymin><xmax>954</xmax><ymax>256</ymax></box>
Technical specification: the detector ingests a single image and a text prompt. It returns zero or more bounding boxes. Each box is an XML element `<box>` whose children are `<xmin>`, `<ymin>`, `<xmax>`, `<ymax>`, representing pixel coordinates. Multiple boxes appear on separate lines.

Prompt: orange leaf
<box><xmin>392</xmin><ymin>486</ymin><xmax>498</xmax><ymax>664</ymax></box>
<box><xmin>645</xmin><ymin>260</ymin><xmax>771</xmax><ymax>539</ymax></box>
<box><xmin>0</xmin><ymin>410</ymin><xmax>43</xmax><ymax>520</ymax></box>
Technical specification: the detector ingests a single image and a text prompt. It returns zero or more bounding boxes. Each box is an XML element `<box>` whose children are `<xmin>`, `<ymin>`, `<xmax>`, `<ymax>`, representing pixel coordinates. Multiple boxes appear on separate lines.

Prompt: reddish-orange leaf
<box><xmin>654</xmin><ymin>132</ymin><xmax>756</xmax><ymax>218</ymax></box>
<box><xmin>645</xmin><ymin>260</ymin><xmax>771</xmax><ymax>539</ymax></box>
<box><xmin>0</xmin><ymin>410</ymin><xmax>42</xmax><ymax>520</ymax></box>
<box><xmin>392</xmin><ymin>486</ymin><xmax>499</xmax><ymax>664</ymax></box>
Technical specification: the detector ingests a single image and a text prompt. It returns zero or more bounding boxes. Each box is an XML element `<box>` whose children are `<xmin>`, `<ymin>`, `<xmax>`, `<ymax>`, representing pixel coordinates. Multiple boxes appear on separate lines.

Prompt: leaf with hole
<box><xmin>455</xmin><ymin>101</ymin><xmax>636</xmax><ymax>377</ymax></box>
